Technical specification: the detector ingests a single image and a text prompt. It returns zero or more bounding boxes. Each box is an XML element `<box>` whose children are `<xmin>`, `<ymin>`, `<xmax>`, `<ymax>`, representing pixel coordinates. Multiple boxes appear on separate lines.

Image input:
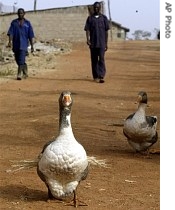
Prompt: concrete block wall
<box><xmin>0</xmin><ymin>6</ymin><xmax>89</xmax><ymax>42</ymax></box>
<box><xmin>0</xmin><ymin>3</ymin><xmax>127</xmax><ymax>43</ymax></box>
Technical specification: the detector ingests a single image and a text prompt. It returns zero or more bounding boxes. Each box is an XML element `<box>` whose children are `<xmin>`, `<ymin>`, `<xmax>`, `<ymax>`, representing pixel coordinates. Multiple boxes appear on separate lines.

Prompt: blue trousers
<box><xmin>90</xmin><ymin>48</ymin><xmax>106</xmax><ymax>79</ymax></box>
<box><xmin>14</xmin><ymin>50</ymin><xmax>27</xmax><ymax>66</ymax></box>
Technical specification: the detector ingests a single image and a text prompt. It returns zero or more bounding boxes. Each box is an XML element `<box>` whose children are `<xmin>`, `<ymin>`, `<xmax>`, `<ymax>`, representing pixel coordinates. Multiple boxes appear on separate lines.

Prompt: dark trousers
<box><xmin>13</xmin><ymin>50</ymin><xmax>28</xmax><ymax>78</ymax></box>
<box><xmin>90</xmin><ymin>48</ymin><xmax>106</xmax><ymax>79</ymax></box>
<box><xmin>14</xmin><ymin>50</ymin><xmax>27</xmax><ymax>66</ymax></box>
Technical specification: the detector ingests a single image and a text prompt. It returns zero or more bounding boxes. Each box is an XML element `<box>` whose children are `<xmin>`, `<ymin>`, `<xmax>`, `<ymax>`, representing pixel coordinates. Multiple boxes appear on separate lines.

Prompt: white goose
<box><xmin>37</xmin><ymin>91</ymin><xmax>88</xmax><ymax>207</ymax></box>
<box><xmin>123</xmin><ymin>91</ymin><xmax>158</xmax><ymax>154</ymax></box>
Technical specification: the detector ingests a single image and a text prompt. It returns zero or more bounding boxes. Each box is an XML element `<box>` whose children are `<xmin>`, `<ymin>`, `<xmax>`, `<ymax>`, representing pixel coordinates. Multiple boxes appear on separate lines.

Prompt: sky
<box><xmin>1</xmin><ymin>0</ymin><xmax>160</xmax><ymax>38</ymax></box>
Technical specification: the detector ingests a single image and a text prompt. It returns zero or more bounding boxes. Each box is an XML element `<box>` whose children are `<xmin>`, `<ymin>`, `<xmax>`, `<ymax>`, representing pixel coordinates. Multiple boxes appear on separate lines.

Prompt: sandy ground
<box><xmin>0</xmin><ymin>40</ymin><xmax>160</xmax><ymax>210</ymax></box>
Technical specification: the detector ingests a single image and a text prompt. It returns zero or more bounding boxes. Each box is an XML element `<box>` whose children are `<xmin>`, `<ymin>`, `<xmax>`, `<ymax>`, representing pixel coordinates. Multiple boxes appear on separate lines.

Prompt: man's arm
<box><xmin>105</xmin><ymin>30</ymin><xmax>108</xmax><ymax>51</ymax></box>
<box><xmin>7</xmin><ymin>34</ymin><xmax>12</xmax><ymax>48</ymax></box>
<box><xmin>86</xmin><ymin>30</ymin><xmax>91</xmax><ymax>46</ymax></box>
<box><xmin>28</xmin><ymin>21</ymin><xmax>35</xmax><ymax>53</ymax></box>
<box><xmin>29</xmin><ymin>37</ymin><xmax>34</xmax><ymax>53</ymax></box>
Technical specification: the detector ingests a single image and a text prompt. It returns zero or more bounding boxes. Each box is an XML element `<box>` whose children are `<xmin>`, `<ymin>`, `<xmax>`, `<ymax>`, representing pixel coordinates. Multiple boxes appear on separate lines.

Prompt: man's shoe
<box><xmin>23</xmin><ymin>63</ymin><xmax>28</xmax><ymax>78</ymax></box>
<box><xmin>99</xmin><ymin>79</ymin><xmax>105</xmax><ymax>83</ymax></box>
<box><xmin>94</xmin><ymin>78</ymin><xmax>100</xmax><ymax>83</ymax></box>
<box><xmin>23</xmin><ymin>74</ymin><xmax>28</xmax><ymax>79</ymax></box>
<box><xmin>17</xmin><ymin>65</ymin><xmax>23</xmax><ymax>80</ymax></box>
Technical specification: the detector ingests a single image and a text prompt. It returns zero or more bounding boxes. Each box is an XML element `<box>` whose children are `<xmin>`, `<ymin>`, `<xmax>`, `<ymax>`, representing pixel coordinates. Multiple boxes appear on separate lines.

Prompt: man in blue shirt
<box><xmin>84</xmin><ymin>2</ymin><xmax>110</xmax><ymax>83</ymax></box>
<box><xmin>7</xmin><ymin>8</ymin><xmax>35</xmax><ymax>80</ymax></box>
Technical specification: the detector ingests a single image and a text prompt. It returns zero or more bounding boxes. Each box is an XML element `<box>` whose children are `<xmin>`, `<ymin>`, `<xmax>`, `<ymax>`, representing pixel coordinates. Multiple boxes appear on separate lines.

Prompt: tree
<box><xmin>132</xmin><ymin>30</ymin><xmax>152</xmax><ymax>40</ymax></box>
<box><xmin>132</xmin><ymin>30</ymin><xmax>143</xmax><ymax>40</ymax></box>
<box><xmin>142</xmin><ymin>31</ymin><xmax>151</xmax><ymax>39</ymax></box>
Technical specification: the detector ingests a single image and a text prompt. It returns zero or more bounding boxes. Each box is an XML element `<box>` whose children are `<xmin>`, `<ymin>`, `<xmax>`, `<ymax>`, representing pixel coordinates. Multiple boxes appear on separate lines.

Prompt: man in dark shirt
<box><xmin>7</xmin><ymin>8</ymin><xmax>35</xmax><ymax>80</ymax></box>
<box><xmin>84</xmin><ymin>2</ymin><xmax>110</xmax><ymax>83</ymax></box>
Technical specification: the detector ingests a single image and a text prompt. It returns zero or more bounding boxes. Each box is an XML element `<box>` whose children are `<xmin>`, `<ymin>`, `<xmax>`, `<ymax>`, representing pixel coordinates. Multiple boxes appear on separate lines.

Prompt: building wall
<box><xmin>111</xmin><ymin>26</ymin><xmax>126</xmax><ymax>40</ymax></box>
<box><xmin>0</xmin><ymin>6</ymin><xmax>126</xmax><ymax>42</ymax></box>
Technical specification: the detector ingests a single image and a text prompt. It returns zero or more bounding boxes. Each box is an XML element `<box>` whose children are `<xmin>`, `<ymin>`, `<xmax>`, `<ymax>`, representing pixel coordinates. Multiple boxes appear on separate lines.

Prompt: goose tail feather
<box><xmin>6</xmin><ymin>156</ymin><xmax>109</xmax><ymax>173</ymax></box>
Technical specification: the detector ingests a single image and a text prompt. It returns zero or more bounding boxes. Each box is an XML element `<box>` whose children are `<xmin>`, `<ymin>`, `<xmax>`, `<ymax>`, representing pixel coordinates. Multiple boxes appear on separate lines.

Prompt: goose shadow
<box><xmin>0</xmin><ymin>184</ymin><xmax>47</xmax><ymax>202</ymax></box>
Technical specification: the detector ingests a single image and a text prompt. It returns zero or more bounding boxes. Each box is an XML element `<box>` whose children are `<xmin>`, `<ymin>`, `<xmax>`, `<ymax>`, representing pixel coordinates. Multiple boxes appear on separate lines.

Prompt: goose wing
<box><xmin>146</xmin><ymin>116</ymin><xmax>157</xmax><ymax>128</ymax></box>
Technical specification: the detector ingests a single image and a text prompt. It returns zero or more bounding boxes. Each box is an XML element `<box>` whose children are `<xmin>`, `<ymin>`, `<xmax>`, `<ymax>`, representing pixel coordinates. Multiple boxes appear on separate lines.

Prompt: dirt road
<box><xmin>0</xmin><ymin>40</ymin><xmax>160</xmax><ymax>210</ymax></box>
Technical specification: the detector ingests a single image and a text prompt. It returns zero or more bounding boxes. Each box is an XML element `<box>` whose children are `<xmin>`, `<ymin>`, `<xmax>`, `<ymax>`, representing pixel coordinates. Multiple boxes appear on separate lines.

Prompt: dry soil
<box><xmin>0</xmin><ymin>40</ymin><xmax>160</xmax><ymax>210</ymax></box>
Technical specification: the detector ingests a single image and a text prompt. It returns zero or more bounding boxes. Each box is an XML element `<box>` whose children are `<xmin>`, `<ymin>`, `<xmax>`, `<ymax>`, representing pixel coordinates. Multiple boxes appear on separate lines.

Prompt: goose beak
<box><xmin>134</xmin><ymin>95</ymin><xmax>141</xmax><ymax>104</ymax></box>
<box><xmin>63</xmin><ymin>95</ymin><xmax>72</xmax><ymax>106</ymax></box>
<box><xmin>137</xmin><ymin>95</ymin><xmax>142</xmax><ymax>103</ymax></box>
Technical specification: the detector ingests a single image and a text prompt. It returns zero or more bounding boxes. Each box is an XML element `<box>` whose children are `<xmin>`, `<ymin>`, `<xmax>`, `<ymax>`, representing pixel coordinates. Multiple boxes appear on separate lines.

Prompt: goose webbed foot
<box><xmin>149</xmin><ymin>148</ymin><xmax>160</xmax><ymax>154</ymax></box>
<box><xmin>134</xmin><ymin>149</ymin><xmax>152</xmax><ymax>159</ymax></box>
<box><xmin>64</xmin><ymin>190</ymin><xmax>88</xmax><ymax>208</ymax></box>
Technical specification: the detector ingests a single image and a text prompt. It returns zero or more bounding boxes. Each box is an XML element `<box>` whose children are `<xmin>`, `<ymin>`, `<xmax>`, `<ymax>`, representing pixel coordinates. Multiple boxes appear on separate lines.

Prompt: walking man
<box><xmin>7</xmin><ymin>8</ymin><xmax>35</xmax><ymax>80</ymax></box>
<box><xmin>84</xmin><ymin>2</ymin><xmax>110</xmax><ymax>83</ymax></box>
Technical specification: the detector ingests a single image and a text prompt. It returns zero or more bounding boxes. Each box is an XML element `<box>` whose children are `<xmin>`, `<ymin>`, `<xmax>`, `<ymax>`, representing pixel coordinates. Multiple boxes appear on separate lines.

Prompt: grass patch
<box><xmin>0</xmin><ymin>68</ymin><xmax>15</xmax><ymax>77</ymax></box>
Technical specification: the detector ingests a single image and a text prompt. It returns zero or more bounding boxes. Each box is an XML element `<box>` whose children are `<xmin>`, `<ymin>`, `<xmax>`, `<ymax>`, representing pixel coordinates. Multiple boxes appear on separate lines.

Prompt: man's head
<box><xmin>17</xmin><ymin>8</ymin><xmax>25</xmax><ymax>20</ymax></box>
<box><xmin>93</xmin><ymin>2</ymin><xmax>101</xmax><ymax>15</ymax></box>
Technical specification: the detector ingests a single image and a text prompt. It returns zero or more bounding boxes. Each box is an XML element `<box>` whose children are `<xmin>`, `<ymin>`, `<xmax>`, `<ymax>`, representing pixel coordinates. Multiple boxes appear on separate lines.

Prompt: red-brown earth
<box><xmin>0</xmin><ymin>40</ymin><xmax>160</xmax><ymax>210</ymax></box>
